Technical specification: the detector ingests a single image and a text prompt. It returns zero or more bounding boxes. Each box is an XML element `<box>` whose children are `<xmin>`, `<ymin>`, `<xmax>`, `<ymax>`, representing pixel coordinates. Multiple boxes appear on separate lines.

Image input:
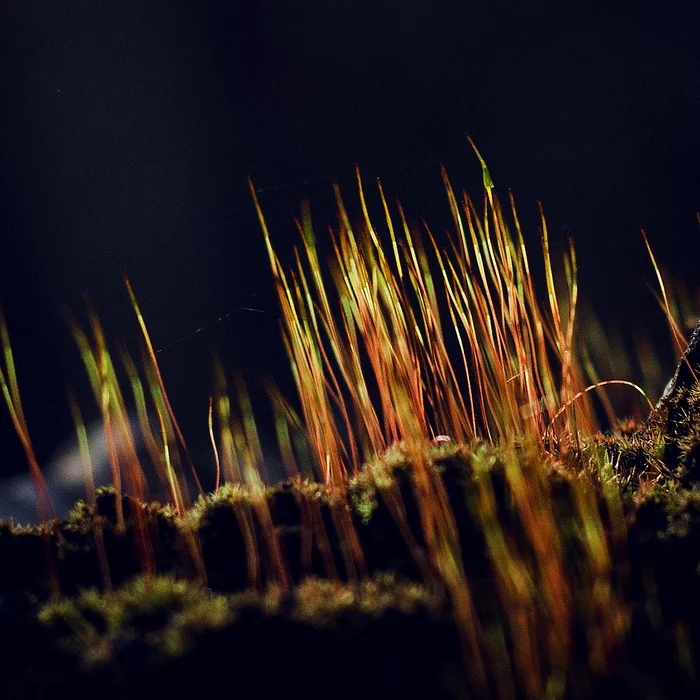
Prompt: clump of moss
<box><xmin>0</xmin><ymin>520</ymin><xmax>55</xmax><ymax>598</ymax></box>
<box><xmin>0</xmin><ymin>407</ymin><xmax>699</xmax><ymax>697</ymax></box>
<box><xmin>59</xmin><ymin>487</ymin><xmax>185</xmax><ymax>592</ymax></box>
<box><xmin>3</xmin><ymin>317</ymin><xmax>700</xmax><ymax>699</ymax></box>
<box><xmin>31</xmin><ymin>573</ymin><xmax>461</xmax><ymax>700</ymax></box>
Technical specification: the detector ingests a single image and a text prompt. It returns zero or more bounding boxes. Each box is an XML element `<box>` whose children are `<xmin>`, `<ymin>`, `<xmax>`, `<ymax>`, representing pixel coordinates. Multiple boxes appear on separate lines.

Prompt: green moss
<box><xmin>33</xmin><ymin>572</ymin><xmax>456</xmax><ymax>699</ymax></box>
<box><xmin>38</xmin><ymin>575</ymin><xmax>233</xmax><ymax>665</ymax></box>
<box><xmin>1</xmin><ymin>392</ymin><xmax>700</xmax><ymax>696</ymax></box>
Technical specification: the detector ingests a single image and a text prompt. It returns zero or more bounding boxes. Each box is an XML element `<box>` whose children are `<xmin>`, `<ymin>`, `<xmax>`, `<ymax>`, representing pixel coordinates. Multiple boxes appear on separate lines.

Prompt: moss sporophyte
<box><xmin>1</xmin><ymin>144</ymin><xmax>699</xmax><ymax>698</ymax></box>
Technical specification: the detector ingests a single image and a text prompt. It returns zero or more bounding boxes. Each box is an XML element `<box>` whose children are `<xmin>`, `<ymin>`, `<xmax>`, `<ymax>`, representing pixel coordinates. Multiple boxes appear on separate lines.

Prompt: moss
<box><xmin>54</xmin><ymin>487</ymin><xmax>187</xmax><ymax>595</ymax></box>
<box><xmin>1</xmin><ymin>403</ymin><xmax>700</xmax><ymax>696</ymax></box>
<box><xmin>33</xmin><ymin>573</ymin><xmax>461</xmax><ymax>700</ymax></box>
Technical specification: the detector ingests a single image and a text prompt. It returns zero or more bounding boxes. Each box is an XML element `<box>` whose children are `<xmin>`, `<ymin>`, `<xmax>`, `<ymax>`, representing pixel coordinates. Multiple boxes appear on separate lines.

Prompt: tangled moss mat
<box><xmin>2</xmin><ymin>370</ymin><xmax>700</xmax><ymax>698</ymax></box>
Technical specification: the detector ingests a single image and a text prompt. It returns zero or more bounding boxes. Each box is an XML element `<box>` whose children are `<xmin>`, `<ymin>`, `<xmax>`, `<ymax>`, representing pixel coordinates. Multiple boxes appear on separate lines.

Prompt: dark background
<box><xmin>0</xmin><ymin>1</ymin><xmax>698</xmax><ymax>493</ymax></box>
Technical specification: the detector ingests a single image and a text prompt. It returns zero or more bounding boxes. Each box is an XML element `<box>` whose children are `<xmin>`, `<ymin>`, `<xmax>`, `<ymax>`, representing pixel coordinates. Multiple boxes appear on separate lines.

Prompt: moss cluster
<box><xmin>18</xmin><ymin>574</ymin><xmax>461</xmax><ymax>700</ymax></box>
<box><xmin>1</xmin><ymin>374</ymin><xmax>700</xmax><ymax>697</ymax></box>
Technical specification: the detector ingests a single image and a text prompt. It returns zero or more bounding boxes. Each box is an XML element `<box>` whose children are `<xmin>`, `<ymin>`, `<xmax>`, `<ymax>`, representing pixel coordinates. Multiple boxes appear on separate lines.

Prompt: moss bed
<box><xmin>2</xmin><ymin>370</ymin><xmax>700</xmax><ymax>699</ymax></box>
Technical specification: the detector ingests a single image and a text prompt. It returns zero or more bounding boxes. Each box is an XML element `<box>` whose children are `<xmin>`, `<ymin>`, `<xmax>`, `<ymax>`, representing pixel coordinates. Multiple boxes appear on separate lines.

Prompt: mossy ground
<box><xmin>0</xmin><ymin>375</ymin><xmax>699</xmax><ymax>699</ymax></box>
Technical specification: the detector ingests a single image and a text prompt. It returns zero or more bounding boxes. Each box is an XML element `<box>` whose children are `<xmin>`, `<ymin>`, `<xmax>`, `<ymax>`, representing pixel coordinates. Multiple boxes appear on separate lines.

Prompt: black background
<box><xmin>0</xmin><ymin>1</ymin><xmax>698</xmax><ymax>487</ymax></box>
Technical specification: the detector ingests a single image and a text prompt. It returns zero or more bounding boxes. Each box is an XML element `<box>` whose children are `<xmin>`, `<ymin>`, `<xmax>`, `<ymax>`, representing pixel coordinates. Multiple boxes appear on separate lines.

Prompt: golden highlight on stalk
<box><xmin>0</xmin><ymin>306</ymin><xmax>60</xmax><ymax>597</ymax></box>
<box><xmin>66</xmin><ymin>302</ymin><xmax>157</xmax><ymax>577</ymax></box>
<box><xmin>247</xmin><ymin>148</ymin><xmax>652</xmax><ymax>696</ymax></box>
<box><xmin>122</xmin><ymin>271</ymin><xmax>204</xmax><ymax>499</ymax></box>
<box><xmin>0</xmin><ymin>308</ymin><xmax>56</xmax><ymax>526</ymax></box>
<box><xmin>642</xmin><ymin>229</ymin><xmax>699</xmax><ymax>388</ymax></box>
<box><xmin>250</xmin><ymin>145</ymin><xmax>620</xmax><ymax>479</ymax></box>
<box><xmin>2</xmin><ymin>145</ymin><xmax>680</xmax><ymax>698</ymax></box>
<box><xmin>67</xmin><ymin>386</ymin><xmax>111</xmax><ymax>590</ymax></box>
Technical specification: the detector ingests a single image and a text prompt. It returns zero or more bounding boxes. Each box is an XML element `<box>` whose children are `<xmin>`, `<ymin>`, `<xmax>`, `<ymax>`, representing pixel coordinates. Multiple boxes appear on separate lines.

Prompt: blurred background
<box><xmin>0</xmin><ymin>1</ymin><xmax>698</xmax><ymax>519</ymax></box>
